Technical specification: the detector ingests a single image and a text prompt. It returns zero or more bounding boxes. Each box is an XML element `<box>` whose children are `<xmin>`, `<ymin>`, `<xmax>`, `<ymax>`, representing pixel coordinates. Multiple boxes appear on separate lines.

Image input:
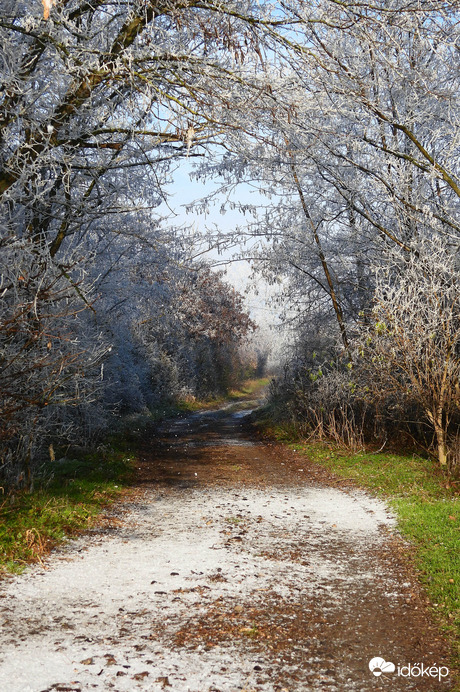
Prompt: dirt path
<box><xmin>0</xmin><ymin>404</ymin><xmax>455</xmax><ymax>691</ymax></box>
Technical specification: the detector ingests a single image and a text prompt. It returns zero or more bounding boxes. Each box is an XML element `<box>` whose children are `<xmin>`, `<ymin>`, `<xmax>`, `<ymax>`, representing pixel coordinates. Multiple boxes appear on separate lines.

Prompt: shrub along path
<box><xmin>0</xmin><ymin>402</ymin><xmax>456</xmax><ymax>691</ymax></box>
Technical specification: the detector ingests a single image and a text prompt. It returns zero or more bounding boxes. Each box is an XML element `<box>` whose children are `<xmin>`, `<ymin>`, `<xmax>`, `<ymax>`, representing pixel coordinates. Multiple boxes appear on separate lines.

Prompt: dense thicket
<box><xmin>0</xmin><ymin>0</ymin><xmax>269</xmax><ymax>486</ymax></box>
<box><xmin>1</xmin><ymin>0</ymin><xmax>459</xmax><ymax>482</ymax></box>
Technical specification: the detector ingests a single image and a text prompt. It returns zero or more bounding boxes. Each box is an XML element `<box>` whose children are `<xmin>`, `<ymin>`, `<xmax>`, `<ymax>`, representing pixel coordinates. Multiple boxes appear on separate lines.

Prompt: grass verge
<box><xmin>0</xmin><ymin>399</ymin><xmax>184</xmax><ymax>575</ymax></box>
<box><xmin>176</xmin><ymin>377</ymin><xmax>271</xmax><ymax>412</ymax></box>
<box><xmin>228</xmin><ymin>377</ymin><xmax>271</xmax><ymax>399</ymax></box>
<box><xmin>254</xmin><ymin>415</ymin><xmax>460</xmax><ymax>667</ymax></box>
<box><xmin>0</xmin><ymin>445</ymin><xmax>135</xmax><ymax>575</ymax></box>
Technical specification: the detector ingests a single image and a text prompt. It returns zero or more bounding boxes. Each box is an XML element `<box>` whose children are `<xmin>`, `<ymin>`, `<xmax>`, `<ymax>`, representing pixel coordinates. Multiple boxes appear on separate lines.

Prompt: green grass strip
<box><xmin>0</xmin><ymin>449</ymin><xmax>134</xmax><ymax>574</ymax></box>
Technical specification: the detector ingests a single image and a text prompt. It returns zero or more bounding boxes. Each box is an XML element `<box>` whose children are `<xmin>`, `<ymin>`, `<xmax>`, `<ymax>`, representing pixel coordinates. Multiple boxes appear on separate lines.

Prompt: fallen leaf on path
<box><xmin>155</xmin><ymin>676</ymin><xmax>171</xmax><ymax>687</ymax></box>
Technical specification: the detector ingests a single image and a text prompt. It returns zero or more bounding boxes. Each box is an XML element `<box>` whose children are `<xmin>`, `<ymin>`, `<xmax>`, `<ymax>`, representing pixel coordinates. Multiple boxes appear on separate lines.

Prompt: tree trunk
<box><xmin>286</xmin><ymin>150</ymin><xmax>350</xmax><ymax>355</ymax></box>
<box><xmin>428</xmin><ymin>410</ymin><xmax>448</xmax><ymax>467</ymax></box>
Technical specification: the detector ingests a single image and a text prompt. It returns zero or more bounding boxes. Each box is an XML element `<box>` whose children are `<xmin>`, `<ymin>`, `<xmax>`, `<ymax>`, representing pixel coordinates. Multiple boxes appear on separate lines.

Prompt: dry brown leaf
<box><xmin>42</xmin><ymin>0</ymin><xmax>54</xmax><ymax>19</ymax></box>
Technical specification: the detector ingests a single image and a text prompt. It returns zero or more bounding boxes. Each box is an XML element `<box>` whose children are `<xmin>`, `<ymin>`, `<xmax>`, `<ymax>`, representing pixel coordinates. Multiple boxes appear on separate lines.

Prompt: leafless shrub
<box><xmin>352</xmin><ymin>241</ymin><xmax>460</xmax><ymax>470</ymax></box>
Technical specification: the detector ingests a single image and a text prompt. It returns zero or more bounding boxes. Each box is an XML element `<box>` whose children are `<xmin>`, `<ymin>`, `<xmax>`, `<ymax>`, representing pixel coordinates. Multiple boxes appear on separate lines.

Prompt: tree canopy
<box><xmin>1</xmin><ymin>0</ymin><xmax>460</xmax><ymax>481</ymax></box>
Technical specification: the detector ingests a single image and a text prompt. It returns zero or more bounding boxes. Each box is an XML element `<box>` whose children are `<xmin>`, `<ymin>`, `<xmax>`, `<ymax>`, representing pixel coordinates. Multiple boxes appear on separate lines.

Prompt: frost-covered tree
<box><xmin>3</xmin><ymin>0</ymin><xmax>460</xmax><ymax>480</ymax></box>
<box><xmin>0</xmin><ymin>237</ymin><xmax>107</xmax><ymax>485</ymax></box>
<box><xmin>0</xmin><ymin>0</ymin><xmax>277</xmax><ymax>484</ymax></box>
<box><xmin>185</xmin><ymin>1</ymin><xmax>460</xmax><ymax>456</ymax></box>
<box><xmin>193</xmin><ymin>0</ymin><xmax>460</xmax><ymax>338</ymax></box>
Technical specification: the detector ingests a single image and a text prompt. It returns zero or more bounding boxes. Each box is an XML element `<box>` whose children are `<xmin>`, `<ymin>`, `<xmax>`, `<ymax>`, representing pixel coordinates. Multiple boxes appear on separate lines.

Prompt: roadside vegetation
<box><xmin>0</xmin><ymin>445</ymin><xmax>134</xmax><ymax>574</ymax></box>
<box><xmin>254</xmin><ymin>410</ymin><xmax>460</xmax><ymax>665</ymax></box>
<box><xmin>176</xmin><ymin>377</ymin><xmax>271</xmax><ymax>412</ymax></box>
<box><xmin>229</xmin><ymin>378</ymin><xmax>271</xmax><ymax>400</ymax></box>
